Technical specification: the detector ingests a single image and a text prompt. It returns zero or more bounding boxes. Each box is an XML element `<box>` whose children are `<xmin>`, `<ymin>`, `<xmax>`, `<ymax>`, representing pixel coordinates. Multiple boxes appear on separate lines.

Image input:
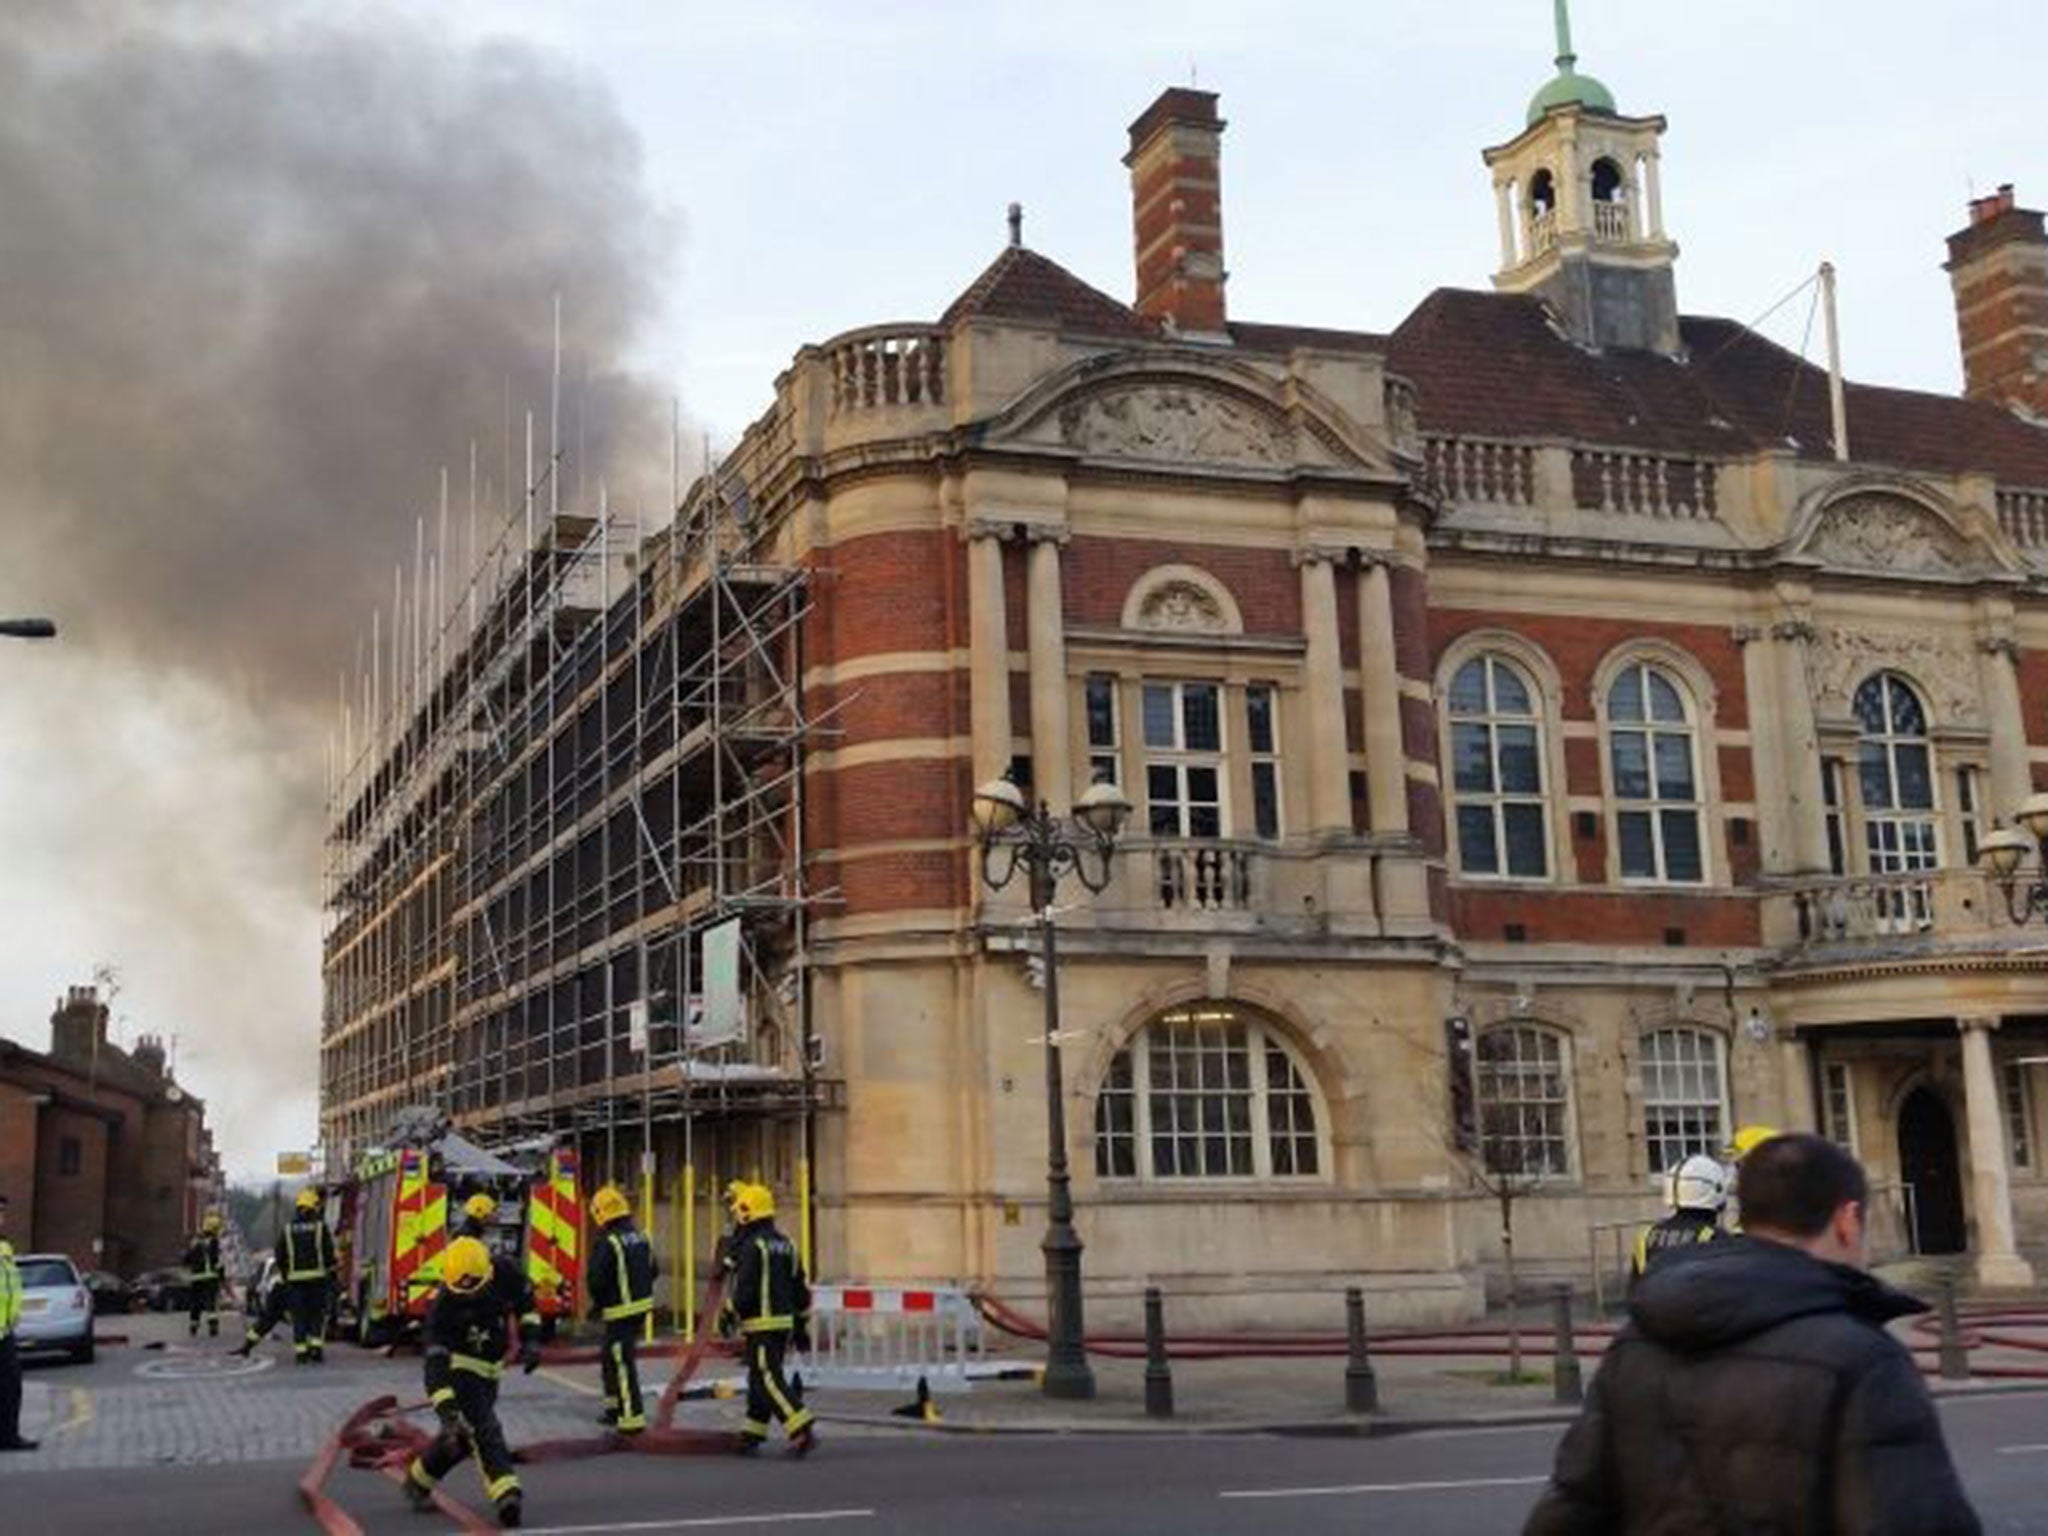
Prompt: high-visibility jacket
<box><xmin>423</xmin><ymin>1254</ymin><xmax>540</xmax><ymax>1392</ymax></box>
<box><xmin>0</xmin><ymin>1239</ymin><xmax>20</xmax><ymax>1335</ymax></box>
<box><xmin>277</xmin><ymin>1215</ymin><xmax>337</xmax><ymax>1283</ymax></box>
<box><xmin>185</xmin><ymin>1233</ymin><xmax>222</xmax><ymax>1282</ymax></box>
<box><xmin>587</xmin><ymin>1219</ymin><xmax>657</xmax><ymax>1323</ymax></box>
<box><xmin>722</xmin><ymin>1220</ymin><xmax>809</xmax><ymax>1336</ymax></box>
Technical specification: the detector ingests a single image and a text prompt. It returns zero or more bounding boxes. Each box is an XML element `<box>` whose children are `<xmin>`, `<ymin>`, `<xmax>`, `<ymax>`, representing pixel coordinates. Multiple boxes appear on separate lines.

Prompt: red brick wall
<box><xmin>1429</xmin><ymin>609</ymin><xmax>1750</xmax><ymax>729</ymax></box>
<box><xmin>2017</xmin><ymin>651</ymin><xmax>2048</xmax><ymax>745</ymax></box>
<box><xmin>1064</xmin><ymin>536</ymin><xmax>1300</xmax><ymax>636</ymax></box>
<box><xmin>807</xmin><ymin>671</ymin><xmax>971</xmax><ymax>753</ymax></box>
<box><xmin>1451</xmin><ymin>888</ymin><xmax>1761</xmax><ymax>947</ymax></box>
<box><xmin>0</xmin><ymin>1081</ymin><xmax>37</xmax><ymax>1239</ymax></box>
<box><xmin>811</xmin><ymin>529</ymin><xmax>963</xmax><ymax>667</ymax></box>
<box><xmin>33</xmin><ymin>1106</ymin><xmax>110</xmax><ymax>1270</ymax></box>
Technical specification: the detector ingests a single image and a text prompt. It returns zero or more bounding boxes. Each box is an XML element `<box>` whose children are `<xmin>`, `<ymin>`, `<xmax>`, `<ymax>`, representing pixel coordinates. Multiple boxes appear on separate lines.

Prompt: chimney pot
<box><xmin>1125</xmin><ymin>86</ymin><xmax>1228</xmax><ymax>337</ymax></box>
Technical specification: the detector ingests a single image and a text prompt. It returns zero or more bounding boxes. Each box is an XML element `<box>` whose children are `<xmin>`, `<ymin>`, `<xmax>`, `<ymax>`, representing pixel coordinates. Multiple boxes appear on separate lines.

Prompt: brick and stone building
<box><xmin>0</xmin><ymin>985</ymin><xmax>221</xmax><ymax>1275</ymax></box>
<box><xmin>322</xmin><ymin>16</ymin><xmax>2048</xmax><ymax>1323</ymax></box>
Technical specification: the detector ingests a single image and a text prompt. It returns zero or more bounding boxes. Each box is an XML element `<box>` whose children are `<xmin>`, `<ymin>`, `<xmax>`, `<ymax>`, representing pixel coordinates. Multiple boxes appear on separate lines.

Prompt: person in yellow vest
<box><xmin>718</xmin><ymin>1182</ymin><xmax>815</xmax><ymax>1456</ymax></box>
<box><xmin>586</xmin><ymin>1185</ymin><xmax>657</xmax><ymax>1434</ymax></box>
<box><xmin>185</xmin><ymin>1212</ymin><xmax>226</xmax><ymax>1339</ymax></box>
<box><xmin>403</xmin><ymin>1235</ymin><xmax>542</xmax><ymax>1530</ymax></box>
<box><xmin>1631</xmin><ymin>1155</ymin><xmax>1730</xmax><ymax>1290</ymax></box>
<box><xmin>0</xmin><ymin>1193</ymin><xmax>34</xmax><ymax>1452</ymax></box>
<box><xmin>242</xmin><ymin>1187</ymin><xmax>336</xmax><ymax>1363</ymax></box>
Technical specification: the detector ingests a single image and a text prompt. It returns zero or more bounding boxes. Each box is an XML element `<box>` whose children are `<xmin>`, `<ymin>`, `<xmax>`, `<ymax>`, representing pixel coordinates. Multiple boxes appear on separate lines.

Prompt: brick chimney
<box><xmin>1125</xmin><ymin>88</ymin><xmax>1227</xmax><ymax>337</ymax></box>
<box><xmin>1945</xmin><ymin>183</ymin><xmax>2048</xmax><ymax>420</ymax></box>
<box><xmin>49</xmin><ymin>984</ymin><xmax>109</xmax><ymax>1066</ymax></box>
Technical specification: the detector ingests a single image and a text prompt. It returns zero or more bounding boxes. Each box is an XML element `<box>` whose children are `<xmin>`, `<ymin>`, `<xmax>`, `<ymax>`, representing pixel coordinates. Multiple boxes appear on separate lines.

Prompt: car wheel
<box><xmin>70</xmin><ymin>1339</ymin><xmax>95</xmax><ymax>1365</ymax></box>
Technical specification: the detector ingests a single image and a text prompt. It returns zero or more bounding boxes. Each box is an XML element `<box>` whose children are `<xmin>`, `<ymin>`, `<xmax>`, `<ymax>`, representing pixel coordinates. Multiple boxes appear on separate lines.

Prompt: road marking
<box><xmin>135</xmin><ymin>1352</ymin><xmax>275</xmax><ymax>1381</ymax></box>
<box><xmin>521</xmin><ymin>1512</ymin><xmax>875</xmax><ymax>1534</ymax></box>
<box><xmin>1396</xmin><ymin>1423</ymin><xmax>1569</xmax><ymax>1442</ymax></box>
<box><xmin>1998</xmin><ymin>1443</ymin><xmax>2048</xmax><ymax>1455</ymax></box>
<box><xmin>1220</xmin><ymin>1475</ymin><xmax>1549</xmax><ymax>1500</ymax></box>
<box><xmin>539</xmin><ymin>1367</ymin><xmax>602</xmax><ymax>1398</ymax></box>
<box><xmin>53</xmin><ymin>1387</ymin><xmax>93</xmax><ymax>1437</ymax></box>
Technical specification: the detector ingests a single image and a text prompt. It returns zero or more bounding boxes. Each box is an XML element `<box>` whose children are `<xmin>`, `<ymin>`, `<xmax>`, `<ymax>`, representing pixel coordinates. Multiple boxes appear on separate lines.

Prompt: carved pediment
<box><xmin>1055</xmin><ymin>385</ymin><xmax>1291</xmax><ymax>468</ymax></box>
<box><xmin>1802</xmin><ymin>493</ymin><xmax>1978</xmax><ymax>577</ymax></box>
<box><xmin>1137</xmin><ymin>580</ymin><xmax>1230</xmax><ymax>633</ymax></box>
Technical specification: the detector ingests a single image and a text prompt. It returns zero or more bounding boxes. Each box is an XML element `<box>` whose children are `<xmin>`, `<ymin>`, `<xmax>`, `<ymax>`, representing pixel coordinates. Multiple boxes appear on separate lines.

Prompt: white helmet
<box><xmin>1665</xmin><ymin>1154</ymin><xmax>1731</xmax><ymax>1214</ymax></box>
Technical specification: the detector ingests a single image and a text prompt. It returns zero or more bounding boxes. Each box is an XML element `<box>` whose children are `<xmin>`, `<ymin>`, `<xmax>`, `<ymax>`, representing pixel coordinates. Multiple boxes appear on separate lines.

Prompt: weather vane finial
<box><xmin>1554</xmin><ymin>0</ymin><xmax>1578</xmax><ymax>72</ymax></box>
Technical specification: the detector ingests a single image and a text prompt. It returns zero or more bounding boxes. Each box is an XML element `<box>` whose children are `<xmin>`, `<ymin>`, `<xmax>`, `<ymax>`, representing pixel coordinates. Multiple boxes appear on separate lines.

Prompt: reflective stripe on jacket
<box><xmin>589</xmin><ymin>1223</ymin><xmax>658</xmax><ymax>1323</ymax></box>
<box><xmin>278</xmin><ymin>1216</ymin><xmax>336</xmax><ymax>1282</ymax></box>
<box><xmin>0</xmin><ymin>1240</ymin><xmax>20</xmax><ymax>1334</ymax></box>
<box><xmin>725</xmin><ymin>1222</ymin><xmax>809</xmax><ymax>1336</ymax></box>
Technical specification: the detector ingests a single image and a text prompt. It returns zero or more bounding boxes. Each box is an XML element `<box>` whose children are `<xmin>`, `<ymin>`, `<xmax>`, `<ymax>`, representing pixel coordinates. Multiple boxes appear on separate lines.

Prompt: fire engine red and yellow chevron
<box><xmin>526</xmin><ymin>1147</ymin><xmax>581</xmax><ymax>1314</ymax></box>
<box><xmin>392</xmin><ymin>1147</ymin><xmax>449</xmax><ymax>1314</ymax></box>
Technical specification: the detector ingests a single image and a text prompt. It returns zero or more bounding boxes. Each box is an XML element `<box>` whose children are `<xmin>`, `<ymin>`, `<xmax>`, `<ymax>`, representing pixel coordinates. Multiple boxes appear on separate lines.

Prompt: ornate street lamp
<box><xmin>1979</xmin><ymin>792</ymin><xmax>2048</xmax><ymax>923</ymax></box>
<box><xmin>972</xmin><ymin>772</ymin><xmax>1131</xmax><ymax>1400</ymax></box>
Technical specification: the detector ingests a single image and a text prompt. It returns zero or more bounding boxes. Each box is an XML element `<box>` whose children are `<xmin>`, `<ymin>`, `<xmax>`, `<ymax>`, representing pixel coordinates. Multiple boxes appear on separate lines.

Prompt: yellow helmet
<box><xmin>723</xmin><ymin>1179</ymin><xmax>750</xmax><ymax>1217</ymax></box>
<box><xmin>296</xmin><ymin>1187</ymin><xmax>322</xmax><ymax>1212</ymax></box>
<box><xmin>442</xmin><ymin>1236</ymin><xmax>493</xmax><ymax>1294</ymax></box>
<box><xmin>590</xmin><ymin>1185</ymin><xmax>631</xmax><ymax>1226</ymax></box>
<box><xmin>732</xmin><ymin>1182</ymin><xmax>776</xmax><ymax>1223</ymax></box>
<box><xmin>463</xmin><ymin>1193</ymin><xmax>497</xmax><ymax>1223</ymax></box>
<box><xmin>202</xmin><ymin>1212</ymin><xmax>222</xmax><ymax>1234</ymax></box>
<box><xmin>1725</xmin><ymin>1124</ymin><xmax>1782</xmax><ymax>1160</ymax></box>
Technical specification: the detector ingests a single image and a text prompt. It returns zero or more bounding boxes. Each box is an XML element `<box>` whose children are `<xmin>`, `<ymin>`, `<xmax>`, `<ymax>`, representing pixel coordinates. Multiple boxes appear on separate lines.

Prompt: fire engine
<box><xmin>331</xmin><ymin>1110</ymin><xmax>583</xmax><ymax>1343</ymax></box>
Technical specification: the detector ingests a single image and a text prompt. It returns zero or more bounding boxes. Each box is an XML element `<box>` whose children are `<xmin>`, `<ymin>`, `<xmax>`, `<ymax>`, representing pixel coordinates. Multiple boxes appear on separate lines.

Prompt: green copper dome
<box><xmin>1526</xmin><ymin>1</ymin><xmax>1616</xmax><ymax>125</ymax></box>
<box><xmin>1527</xmin><ymin>65</ymin><xmax>1616</xmax><ymax>125</ymax></box>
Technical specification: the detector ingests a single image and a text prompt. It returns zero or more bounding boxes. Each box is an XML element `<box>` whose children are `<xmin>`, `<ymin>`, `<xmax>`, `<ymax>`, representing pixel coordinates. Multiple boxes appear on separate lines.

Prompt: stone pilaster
<box><xmin>965</xmin><ymin>520</ymin><xmax>1013</xmax><ymax>790</ymax></box>
<box><xmin>1977</xmin><ymin>615</ymin><xmax>2032</xmax><ymax>824</ymax></box>
<box><xmin>1355</xmin><ymin>557</ymin><xmax>1409</xmax><ymax>837</ymax></box>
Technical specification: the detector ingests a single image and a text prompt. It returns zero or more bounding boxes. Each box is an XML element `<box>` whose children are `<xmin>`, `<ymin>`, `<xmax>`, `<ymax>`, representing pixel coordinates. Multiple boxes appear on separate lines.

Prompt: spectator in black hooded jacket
<box><xmin>1525</xmin><ymin>1132</ymin><xmax>1978</xmax><ymax>1536</ymax></box>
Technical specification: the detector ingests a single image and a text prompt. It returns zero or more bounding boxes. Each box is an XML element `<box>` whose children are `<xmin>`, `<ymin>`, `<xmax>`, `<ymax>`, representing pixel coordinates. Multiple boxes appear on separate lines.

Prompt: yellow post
<box><xmin>798</xmin><ymin>1155</ymin><xmax>813</xmax><ymax>1277</ymax></box>
<box><xmin>681</xmin><ymin>1162</ymin><xmax>696</xmax><ymax>1343</ymax></box>
<box><xmin>642</xmin><ymin>1158</ymin><xmax>657</xmax><ymax>1344</ymax></box>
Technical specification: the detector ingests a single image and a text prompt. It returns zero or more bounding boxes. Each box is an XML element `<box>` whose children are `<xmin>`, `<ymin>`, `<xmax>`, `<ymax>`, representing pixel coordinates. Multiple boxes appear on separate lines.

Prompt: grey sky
<box><xmin>2</xmin><ymin>0</ymin><xmax>2039</xmax><ymax>1183</ymax></box>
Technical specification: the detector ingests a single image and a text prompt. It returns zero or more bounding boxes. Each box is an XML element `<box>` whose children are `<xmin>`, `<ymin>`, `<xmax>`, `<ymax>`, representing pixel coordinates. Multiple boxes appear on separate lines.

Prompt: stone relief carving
<box><xmin>1058</xmin><ymin>386</ymin><xmax>1287</xmax><ymax>466</ymax></box>
<box><xmin>1136</xmin><ymin>579</ymin><xmax>1230</xmax><ymax>633</ymax></box>
<box><xmin>1806</xmin><ymin>494</ymin><xmax>1973</xmax><ymax>576</ymax></box>
<box><xmin>1807</xmin><ymin>625</ymin><xmax>1983</xmax><ymax>724</ymax></box>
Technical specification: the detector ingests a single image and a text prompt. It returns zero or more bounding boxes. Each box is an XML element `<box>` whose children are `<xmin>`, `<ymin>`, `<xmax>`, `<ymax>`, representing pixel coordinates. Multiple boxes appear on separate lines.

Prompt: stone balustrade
<box><xmin>1770</xmin><ymin>867</ymin><xmax>2020</xmax><ymax>956</ymax></box>
<box><xmin>1997</xmin><ymin>487</ymin><xmax>2048</xmax><ymax>549</ymax></box>
<box><xmin>822</xmin><ymin>324</ymin><xmax>948</xmax><ymax>415</ymax></box>
<box><xmin>1422</xmin><ymin>436</ymin><xmax>1538</xmax><ymax>509</ymax></box>
<box><xmin>1571</xmin><ymin>449</ymin><xmax>1718</xmax><ymax>518</ymax></box>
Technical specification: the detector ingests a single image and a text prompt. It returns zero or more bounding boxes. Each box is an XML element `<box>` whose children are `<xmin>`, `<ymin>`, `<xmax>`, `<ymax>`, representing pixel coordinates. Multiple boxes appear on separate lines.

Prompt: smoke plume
<box><xmin>0</xmin><ymin>1</ymin><xmax>675</xmax><ymax>1178</ymax></box>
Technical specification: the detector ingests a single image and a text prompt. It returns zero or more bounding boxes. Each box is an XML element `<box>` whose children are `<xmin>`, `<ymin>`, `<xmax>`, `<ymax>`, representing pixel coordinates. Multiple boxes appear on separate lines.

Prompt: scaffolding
<box><xmin>321</xmin><ymin>435</ymin><xmax>832</xmax><ymax>1196</ymax></box>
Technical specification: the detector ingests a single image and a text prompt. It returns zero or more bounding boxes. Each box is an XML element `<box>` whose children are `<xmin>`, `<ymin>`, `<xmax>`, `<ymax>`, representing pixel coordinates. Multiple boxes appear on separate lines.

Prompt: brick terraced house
<box><xmin>321</xmin><ymin>26</ymin><xmax>2048</xmax><ymax>1324</ymax></box>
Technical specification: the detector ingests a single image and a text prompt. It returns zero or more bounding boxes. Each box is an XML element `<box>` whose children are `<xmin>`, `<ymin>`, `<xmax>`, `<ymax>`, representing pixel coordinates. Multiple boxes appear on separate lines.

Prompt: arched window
<box><xmin>1093</xmin><ymin>1003</ymin><xmax>1323</xmax><ymax>1182</ymax></box>
<box><xmin>1476</xmin><ymin>1026</ymin><xmax>1574</xmax><ymax>1177</ymax></box>
<box><xmin>1854</xmin><ymin>669</ymin><xmax>1938</xmax><ymax>867</ymax></box>
<box><xmin>1448</xmin><ymin>655</ymin><xmax>1549</xmax><ymax>880</ymax></box>
<box><xmin>1640</xmin><ymin>1028</ymin><xmax>1728</xmax><ymax>1172</ymax></box>
<box><xmin>1590</xmin><ymin>157</ymin><xmax>1630</xmax><ymax>242</ymax></box>
<box><xmin>1607</xmin><ymin>661</ymin><xmax>1704</xmax><ymax>884</ymax></box>
<box><xmin>1527</xmin><ymin>168</ymin><xmax>1558</xmax><ymax>254</ymax></box>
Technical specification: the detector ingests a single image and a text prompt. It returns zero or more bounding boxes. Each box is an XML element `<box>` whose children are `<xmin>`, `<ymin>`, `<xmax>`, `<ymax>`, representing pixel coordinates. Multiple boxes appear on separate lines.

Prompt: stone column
<box><xmin>1298</xmin><ymin>551</ymin><xmax>1352</xmax><ymax>836</ymax></box>
<box><xmin>1978</xmin><ymin>630</ymin><xmax>2032</xmax><ymax>825</ymax></box>
<box><xmin>1769</xmin><ymin>615</ymin><xmax>1833</xmax><ymax>876</ymax></box>
<box><xmin>1778</xmin><ymin>1031</ymin><xmax>1816</xmax><ymax>1134</ymax></box>
<box><xmin>1645</xmin><ymin>150</ymin><xmax>1666</xmax><ymax>239</ymax></box>
<box><xmin>966</xmin><ymin>522</ymin><xmax>1013</xmax><ymax>790</ymax></box>
<box><xmin>1493</xmin><ymin>179</ymin><xmax>1518</xmax><ymax>269</ymax></box>
<box><xmin>1025</xmin><ymin>529</ymin><xmax>1072</xmax><ymax>814</ymax></box>
<box><xmin>1355</xmin><ymin>558</ymin><xmax>1409</xmax><ymax>837</ymax></box>
<box><xmin>1958</xmin><ymin>1016</ymin><xmax>2035</xmax><ymax>1288</ymax></box>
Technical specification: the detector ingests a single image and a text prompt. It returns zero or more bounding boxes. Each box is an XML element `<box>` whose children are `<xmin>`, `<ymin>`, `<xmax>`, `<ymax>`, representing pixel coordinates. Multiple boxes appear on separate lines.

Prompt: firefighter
<box><xmin>1630</xmin><ymin>1154</ymin><xmax>1730</xmax><ymax>1288</ymax></box>
<box><xmin>243</xmin><ymin>1187</ymin><xmax>336</xmax><ymax>1363</ymax></box>
<box><xmin>586</xmin><ymin>1184</ymin><xmax>656</xmax><ymax>1433</ymax></box>
<box><xmin>185</xmin><ymin>1212</ymin><xmax>226</xmax><ymax>1338</ymax></box>
<box><xmin>403</xmin><ymin>1235</ymin><xmax>542</xmax><ymax>1530</ymax></box>
<box><xmin>457</xmin><ymin>1192</ymin><xmax>499</xmax><ymax>1243</ymax></box>
<box><xmin>718</xmin><ymin>1182</ymin><xmax>815</xmax><ymax>1456</ymax></box>
<box><xmin>0</xmin><ymin>1192</ymin><xmax>34</xmax><ymax>1452</ymax></box>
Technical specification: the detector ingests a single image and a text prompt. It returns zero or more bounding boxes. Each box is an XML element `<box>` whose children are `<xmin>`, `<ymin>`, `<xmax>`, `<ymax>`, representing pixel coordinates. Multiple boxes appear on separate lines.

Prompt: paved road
<box><xmin>9</xmin><ymin>1388</ymin><xmax>2048</xmax><ymax>1534</ymax></box>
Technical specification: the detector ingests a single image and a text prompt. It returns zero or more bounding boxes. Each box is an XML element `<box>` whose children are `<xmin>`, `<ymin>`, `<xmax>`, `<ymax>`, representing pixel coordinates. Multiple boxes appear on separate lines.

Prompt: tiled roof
<box><xmin>939</xmin><ymin>246</ymin><xmax>1157</xmax><ymax>340</ymax></box>
<box><xmin>1387</xmin><ymin>288</ymin><xmax>2048</xmax><ymax>485</ymax></box>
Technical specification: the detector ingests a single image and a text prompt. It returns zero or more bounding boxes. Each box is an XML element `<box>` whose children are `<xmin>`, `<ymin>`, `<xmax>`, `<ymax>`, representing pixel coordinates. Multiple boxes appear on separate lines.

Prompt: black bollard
<box><xmin>1345</xmin><ymin>1286</ymin><xmax>1379</xmax><ymax>1413</ymax></box>
<box><xmin>1939</xmin><ymin>1275</ymin><xmax>1970</xmax><ymax>1381</ymax></box>
<box><xmin>1551</xmin><ymin>1284</ymin><xmax>1584</xmax><ymax>1405</ymax></box>
<box><xmin>1143</xmin><ymin>1286</ymin><xmax>1174</xmax><ymax>1418</ymax></box>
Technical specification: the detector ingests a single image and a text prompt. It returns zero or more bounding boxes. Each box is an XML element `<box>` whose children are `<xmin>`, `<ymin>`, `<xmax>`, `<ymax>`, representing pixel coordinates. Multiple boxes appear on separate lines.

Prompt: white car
<box><xmin>14</xmin><ymin>1253</ymin><xmax>95</xmax><ymax>1363</ymax></box>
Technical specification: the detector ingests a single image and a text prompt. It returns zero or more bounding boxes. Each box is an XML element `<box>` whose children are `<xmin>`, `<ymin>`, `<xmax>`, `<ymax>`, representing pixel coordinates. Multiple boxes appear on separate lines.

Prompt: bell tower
<box><xmin>1482</xmin><ymin>0</ymin><xmax>1681</xmax><ymax>354</ymax></box>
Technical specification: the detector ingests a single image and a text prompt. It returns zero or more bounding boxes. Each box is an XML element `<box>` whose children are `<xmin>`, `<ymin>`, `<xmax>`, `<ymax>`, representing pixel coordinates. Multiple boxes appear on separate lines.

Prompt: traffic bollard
<box><xmin>1345</xmin><ymin>1286</ymin><xmax>1379</xmax><ymax>1413</ymax></box>
<box><xmin>1939</xmin><ymin>1275</ymin><xmax>1970</xmax><ymax>1381</ymax></box>
<box><xmin>1143</xmin><ymin>1286</ymin><xmax>1173</xmax><ymax>1418</ymax></box>
<box><xmin>1551</xmin><ymin>1284</ymin><xmax>1584</xmax><ymax>1405</ymax></box>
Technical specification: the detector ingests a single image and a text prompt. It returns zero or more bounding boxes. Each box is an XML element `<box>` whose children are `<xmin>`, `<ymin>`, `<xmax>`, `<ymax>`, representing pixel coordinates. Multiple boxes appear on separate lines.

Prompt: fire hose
<box><xmin>301</xmin><ymin>1273</ymin><xmax>738</xmax><ymax>1535</ymax></box>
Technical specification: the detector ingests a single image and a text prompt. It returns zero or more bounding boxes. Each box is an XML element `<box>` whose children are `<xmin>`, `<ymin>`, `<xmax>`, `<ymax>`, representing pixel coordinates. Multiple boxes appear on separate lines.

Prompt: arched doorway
<box><xmin>1897</xmin><ymin>1086</ymin><xmax>1966</xmax><ymax>1255</ymax></box>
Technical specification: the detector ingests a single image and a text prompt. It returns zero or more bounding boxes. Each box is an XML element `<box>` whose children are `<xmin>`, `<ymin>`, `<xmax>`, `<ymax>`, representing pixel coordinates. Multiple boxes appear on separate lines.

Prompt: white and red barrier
<box><xmin>805</xmin><ymin>1282</ymin><xmax>983</xmax><ymax>1391</ymax></box>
